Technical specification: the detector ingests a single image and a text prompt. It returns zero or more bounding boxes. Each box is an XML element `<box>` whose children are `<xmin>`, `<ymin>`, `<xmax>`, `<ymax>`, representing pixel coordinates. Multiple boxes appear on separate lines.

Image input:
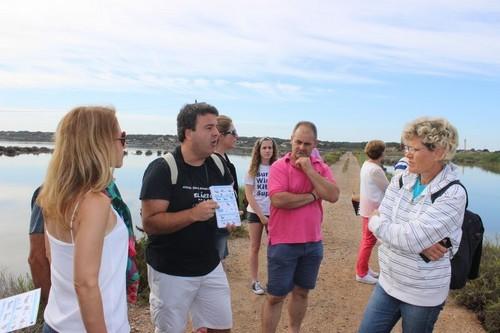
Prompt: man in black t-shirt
<box><xmin>140</xmin><ymin>102</ymin><xmax>233</xmax><ymax>333</ymax></box>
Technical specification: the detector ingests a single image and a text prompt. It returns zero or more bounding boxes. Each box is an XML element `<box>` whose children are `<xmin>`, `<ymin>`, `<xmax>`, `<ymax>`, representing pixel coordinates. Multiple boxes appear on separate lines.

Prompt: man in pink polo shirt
<box><xmin>261</xmin><ymin>121</ymin><xmax>340</xmax><ymax>333</ymax></box>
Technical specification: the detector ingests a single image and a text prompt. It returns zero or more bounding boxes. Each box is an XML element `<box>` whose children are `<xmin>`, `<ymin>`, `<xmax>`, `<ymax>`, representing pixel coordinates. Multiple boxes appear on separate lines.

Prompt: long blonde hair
<box><xmin>248</xmin><ymin>137</ymin><xmax>278</xmax><ymax>178</ymax></box>
<box><xmin>38</xmin><ymin>106</ymin><xmax>118</xmax><ymax>227</ymax></box>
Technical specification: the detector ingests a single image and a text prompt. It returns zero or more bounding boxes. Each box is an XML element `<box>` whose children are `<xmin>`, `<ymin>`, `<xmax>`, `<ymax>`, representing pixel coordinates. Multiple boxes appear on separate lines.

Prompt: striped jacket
<box><xmin>369</xmin><ymin>163</ymin><xmax>466</xmax><ymax>306</ymax></box>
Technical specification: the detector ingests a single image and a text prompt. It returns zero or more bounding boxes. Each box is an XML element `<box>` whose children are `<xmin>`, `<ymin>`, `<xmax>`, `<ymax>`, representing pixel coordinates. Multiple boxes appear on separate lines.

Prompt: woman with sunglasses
<box><xmin>38</xmin><ymin>106</ymin><xmax>130</xmax><ymax>332</ymax></box>
<box><xmin>244</xmin><ymin>137</ymin><xmax>278</xmax><ymax>295</ymax></box>
<box><xmin>214</xmin><ymin>115</ymin><xmax>240</xmax><ymax>261</ymax></box>
<box><xmin>359</xmin><ymin>117</ymin><xmax>465</xmax><ymax>333</ymax></box>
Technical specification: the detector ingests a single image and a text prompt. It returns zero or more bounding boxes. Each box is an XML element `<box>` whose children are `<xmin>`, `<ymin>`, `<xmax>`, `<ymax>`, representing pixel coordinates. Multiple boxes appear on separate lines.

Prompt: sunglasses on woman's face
<box><xmin>223</xmin><ymin>129</ymin><xmax>238</xmax><ymax>136</ymax></box>
<box><xmin>116</xmin><ymin>131</ymin><xmax>127</xmax><ymax>146</ymax></box>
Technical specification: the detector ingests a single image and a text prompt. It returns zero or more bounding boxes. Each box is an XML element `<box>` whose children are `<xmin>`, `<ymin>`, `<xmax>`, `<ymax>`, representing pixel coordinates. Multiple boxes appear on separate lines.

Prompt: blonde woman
<box><xmin>38</xmin><ymin>106</ymin><xmax>129</xmax><ymax>333</ymax></box>
<box><xmin>359</xmin><ymin>117</ymin><xmax>465</xmax><ymax>333</ymax></box>
<box><xmin>244</xmin><ymin>137</ymin><xmax>278</xmax><ymax>295</ymax></box>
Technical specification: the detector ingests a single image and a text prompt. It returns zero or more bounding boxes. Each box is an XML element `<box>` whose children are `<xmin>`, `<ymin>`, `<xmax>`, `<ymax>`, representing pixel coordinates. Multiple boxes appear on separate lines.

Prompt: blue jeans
<box><xmin>358</xmin><ymin>284</ymin><xmax>444</xmax><ymax>333</ymax></box>
<box><xmin>214</xmin><ymin>229</ymin><xmax>229</xmax><ymax>260</ymax></box>
<box><xmin>267</xmin><ymin>241</ymin><xmax>323</xmax><ymax>296</ymax></box>
<box><xmin>42</xmin><ymin>323</ymin><xmax>58</xmax><ymax>333</ymax></box>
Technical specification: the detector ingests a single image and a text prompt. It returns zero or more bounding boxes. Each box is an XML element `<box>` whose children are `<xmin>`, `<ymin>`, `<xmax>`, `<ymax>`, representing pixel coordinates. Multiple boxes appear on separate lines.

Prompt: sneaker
<box><xmin>368</xmin><ymin>268</ymin><xmax>379</xmax><ymax>278</ymax></box>
<box><xmin>356</xmin><ymin>273</ymin><xmax>378</xmax><ymax>285</ymax></box>
<box><xmin>251</xmin><ymin>281</ymin><xmax>266</xmax><ymax>295</ymax></box>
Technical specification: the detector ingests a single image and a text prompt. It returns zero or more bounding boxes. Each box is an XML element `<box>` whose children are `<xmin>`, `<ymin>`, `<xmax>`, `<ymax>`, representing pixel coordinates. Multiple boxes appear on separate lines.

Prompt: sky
<box><xmin>0</xmin><ymin>0</ymin><xmax>499</xmax><ymax>150</ymax></box>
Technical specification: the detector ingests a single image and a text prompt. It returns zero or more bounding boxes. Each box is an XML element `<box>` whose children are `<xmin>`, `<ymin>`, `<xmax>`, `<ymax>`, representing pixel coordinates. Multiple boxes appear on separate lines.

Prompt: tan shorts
<box><xmin>147</xmin><ymin>263</ymin><xmax>232</xmax><ymax>333</ymax></box>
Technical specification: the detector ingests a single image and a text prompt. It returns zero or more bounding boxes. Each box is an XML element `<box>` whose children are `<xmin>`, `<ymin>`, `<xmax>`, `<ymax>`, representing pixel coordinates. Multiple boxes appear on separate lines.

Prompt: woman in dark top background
<box><xmin>214</xmin><ymin>115</ymin><xmax>240</xmax><ymax>261</ymax></box>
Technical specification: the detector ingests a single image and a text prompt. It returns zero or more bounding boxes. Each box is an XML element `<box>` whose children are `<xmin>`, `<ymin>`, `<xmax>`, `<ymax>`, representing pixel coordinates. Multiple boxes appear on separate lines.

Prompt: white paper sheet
<box><xmin>210</xmin><ymin>185</ymin><xmax>241</xmax><ymax>228</ymax></box>
<box><xmin>0</xmin><ymin>288</ymin><xmax>40</xmax><ymax>333</ymax></box>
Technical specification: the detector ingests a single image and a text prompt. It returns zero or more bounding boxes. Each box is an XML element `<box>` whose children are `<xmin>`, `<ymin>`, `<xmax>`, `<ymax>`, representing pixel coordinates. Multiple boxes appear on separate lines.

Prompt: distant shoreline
<box><xmin>0</xmin><ymin>130</ymin><xmax>400</xmax><ymax>153</ymax></box>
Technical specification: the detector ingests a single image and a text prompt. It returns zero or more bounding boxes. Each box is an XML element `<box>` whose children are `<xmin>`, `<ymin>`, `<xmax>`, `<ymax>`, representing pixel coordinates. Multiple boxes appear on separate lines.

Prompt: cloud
<box><xmin>1</xmin><ymin>1</ymin><xmax>499</xmax><ymax>92</ymax></box>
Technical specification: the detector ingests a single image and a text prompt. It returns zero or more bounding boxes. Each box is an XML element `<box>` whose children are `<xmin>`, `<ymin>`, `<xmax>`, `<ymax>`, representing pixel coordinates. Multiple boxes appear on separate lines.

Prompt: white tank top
<box><xmin>44</xmin><ymin>208</ymin><xmax>130</xmax><ymax>332</ymax></box>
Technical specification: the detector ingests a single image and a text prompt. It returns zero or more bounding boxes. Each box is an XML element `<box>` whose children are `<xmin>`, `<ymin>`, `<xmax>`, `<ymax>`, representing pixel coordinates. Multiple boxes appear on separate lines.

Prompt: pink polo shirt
<box><xmin>268</xmin><ymin>153</ymin><xmax>335</xmax><ymax>245</ymax></box>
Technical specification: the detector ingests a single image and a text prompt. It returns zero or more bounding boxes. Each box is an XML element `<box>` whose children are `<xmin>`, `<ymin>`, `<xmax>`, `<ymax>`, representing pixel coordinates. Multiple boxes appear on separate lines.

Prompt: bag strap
<box><xmin>399</xmin><ymin>176</ymin><xmax>468</xmax><ymax>207</ymax></box>
<box><xmin>163</xmin><ymin>152</ymin><xmax>179</xmax><ymax>185</ymax></box>
<box><xmin>210</xmin><ymin>153</ymin><xmax>225</xmax><ymax>177</ymax></box>
<box><xmin>163</xmin><ymin>152</ymin><xmax>225</xmax><ymax>185</ymax></box>
<box><xmin>431</xmin><ymin>180</ymin><xmax>469</xmax><ymax>208</ymax></box>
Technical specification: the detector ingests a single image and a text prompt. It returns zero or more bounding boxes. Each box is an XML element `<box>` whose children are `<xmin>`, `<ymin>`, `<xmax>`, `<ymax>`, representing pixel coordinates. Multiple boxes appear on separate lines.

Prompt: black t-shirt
<box><xmin>140</xmin><ymin>146</ymin><xmax>233</xmax><ymax>276</ymax></box>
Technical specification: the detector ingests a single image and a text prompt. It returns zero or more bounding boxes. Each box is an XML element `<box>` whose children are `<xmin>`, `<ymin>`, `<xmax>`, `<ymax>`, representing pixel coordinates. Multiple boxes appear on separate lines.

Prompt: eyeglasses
<box><xmin>404</xmin><ymin>145</ymin><xmax>426</xmax><ymax>153</ymax></box>
<box><xmin>404</xmin><ymin>142</ymin><xmax>435</xmax><ymax>153</ymax></box>
<box><xmin>223</xmin><ymin>129</ymin><xmax>238</xmax><ymax>136</ymax></box>
<box><xmin>116</xmin><ymin>131</ymin><xmax>127</xmax><ymax>146</ymax></box>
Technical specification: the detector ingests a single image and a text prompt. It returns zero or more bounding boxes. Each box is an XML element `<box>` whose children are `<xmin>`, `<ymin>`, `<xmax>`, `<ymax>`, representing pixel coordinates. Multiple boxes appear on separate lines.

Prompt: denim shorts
<box><xmin>246</xmin><ymin>212</ymin><xmax>268</xmax><ymax>224</ymax></box>
<box><xmin>267</xmin><ymin>241</ymin><xmax>323</xmax><ymax>296</ymax></box>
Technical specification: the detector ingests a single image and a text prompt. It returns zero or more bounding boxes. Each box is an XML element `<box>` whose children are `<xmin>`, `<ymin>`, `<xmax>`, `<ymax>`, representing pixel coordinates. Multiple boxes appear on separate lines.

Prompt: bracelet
<box><xmin>310</xmin><ymin>192</ymin><xmax>317</xmax><ymax>201</ymax></box>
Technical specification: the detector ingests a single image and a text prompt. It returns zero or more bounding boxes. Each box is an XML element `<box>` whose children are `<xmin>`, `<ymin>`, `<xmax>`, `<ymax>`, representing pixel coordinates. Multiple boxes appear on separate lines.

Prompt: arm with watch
<box><xmin>420</xmin><ymin>237</ymin><xmax>452</xmax><ymax>263</ymax></box>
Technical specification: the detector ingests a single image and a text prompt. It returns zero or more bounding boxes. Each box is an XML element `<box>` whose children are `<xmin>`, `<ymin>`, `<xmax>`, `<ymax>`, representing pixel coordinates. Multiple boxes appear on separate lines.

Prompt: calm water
<box><xmin>0</xmin><ymin>145</ymin><xmax>251</xmax><ymax>275</ymax></box>
<box><xmin>1</xmin><ymin>144</ymin><xmax>498</xmax><ymax>275</ymax></box>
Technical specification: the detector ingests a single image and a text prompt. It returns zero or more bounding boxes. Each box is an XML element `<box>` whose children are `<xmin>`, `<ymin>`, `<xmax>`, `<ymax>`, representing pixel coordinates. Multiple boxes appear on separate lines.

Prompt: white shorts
<box><xmin>148</xmin><ymin>263</ymin><xmax>232</xmax><ymax>333</ymax></box>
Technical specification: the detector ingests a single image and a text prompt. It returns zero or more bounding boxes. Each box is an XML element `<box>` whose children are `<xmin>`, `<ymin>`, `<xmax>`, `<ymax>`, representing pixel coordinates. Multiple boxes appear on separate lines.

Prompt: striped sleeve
<box><xmin>369</xmin><ymin>180</ymin><xmax>466</xmax><ymax>253</ymax></box>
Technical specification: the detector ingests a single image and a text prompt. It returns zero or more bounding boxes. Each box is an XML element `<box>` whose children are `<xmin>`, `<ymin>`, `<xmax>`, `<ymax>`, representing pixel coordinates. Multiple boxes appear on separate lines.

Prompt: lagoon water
<box><xmin>1</xmin><ymin>143</ymin><xmax>499</xmax><ymax>275</ymax></box>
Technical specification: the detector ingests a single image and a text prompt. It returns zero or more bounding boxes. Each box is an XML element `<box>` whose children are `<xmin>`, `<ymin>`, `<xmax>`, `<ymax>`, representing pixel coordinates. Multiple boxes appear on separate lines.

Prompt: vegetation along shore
<box><xmin>1</xmin><ymin>131</ymin><xmax>499</xmax><ymax>176</ymax></box>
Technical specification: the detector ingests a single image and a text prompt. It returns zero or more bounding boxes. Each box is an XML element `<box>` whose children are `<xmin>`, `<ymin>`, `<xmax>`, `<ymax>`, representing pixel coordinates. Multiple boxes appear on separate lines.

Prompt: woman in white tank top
<box><xmin>37</xmin><ymin>106</ymin><xmax>130</xmax><ymax>333</ymax></box>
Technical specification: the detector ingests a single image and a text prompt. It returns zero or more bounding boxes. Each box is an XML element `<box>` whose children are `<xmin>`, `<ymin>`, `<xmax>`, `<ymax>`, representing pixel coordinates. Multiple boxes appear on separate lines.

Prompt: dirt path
<box><xmin>129</xmin><ymin>152</ymin><xmax>484</xmax><ymax>332</ymax></box>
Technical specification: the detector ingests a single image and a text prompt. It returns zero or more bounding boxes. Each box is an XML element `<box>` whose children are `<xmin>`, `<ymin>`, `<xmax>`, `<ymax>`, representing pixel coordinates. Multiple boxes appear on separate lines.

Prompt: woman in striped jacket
<box><xmin>359</xmin><ymin>117</ymin><xmax>466</xmax><ymax>333</ymax></box>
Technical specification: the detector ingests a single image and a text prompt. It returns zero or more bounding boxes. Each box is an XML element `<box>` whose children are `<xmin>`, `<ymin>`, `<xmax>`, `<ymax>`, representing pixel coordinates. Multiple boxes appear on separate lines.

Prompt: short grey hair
<box><xmin>402</xmin><ymin>117</ymin><xmax>458</xmax><ymax>162</ymax></box>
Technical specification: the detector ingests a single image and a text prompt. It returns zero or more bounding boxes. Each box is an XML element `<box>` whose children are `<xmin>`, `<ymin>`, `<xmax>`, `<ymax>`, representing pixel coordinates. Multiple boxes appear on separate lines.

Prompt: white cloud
<box><xmin>0</xmin><ymin>0</ymin><xmax>499</xmax><ymax>93</ymax></box>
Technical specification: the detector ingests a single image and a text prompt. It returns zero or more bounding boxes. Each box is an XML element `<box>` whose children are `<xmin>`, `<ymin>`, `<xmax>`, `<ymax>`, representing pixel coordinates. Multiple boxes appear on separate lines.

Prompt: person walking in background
<box><xmin>37</xmin><ymin>106</ymin><xmax>130</xmax><ymax>333</ymax></box>
<box><xmin>214</xmin><ymin>115</ymin><xmax>240</xmax><ymax>261</ymax></box>
<box><xmin>355</xmin><ymin>140</ymin><xmax>389</xmax><ymax>284</ymax></box>
<box><xmin>244</xmin><ymin>137</ymin><xmax>278</xmax><ymax>295</ymax></box>
<box><xmin>261</xmin><ymin>121</ymin><xmax>340</xmax><ymax>333</ymax></box>
<box><xmin>359</xmin><ymin>117</ymin><xmax>466</xmax><ymax>333</ymax></box>
<box><xmin>140</xmin><ymin>102</ymin><xmax>233</xmax><ymax>333</ymax></box>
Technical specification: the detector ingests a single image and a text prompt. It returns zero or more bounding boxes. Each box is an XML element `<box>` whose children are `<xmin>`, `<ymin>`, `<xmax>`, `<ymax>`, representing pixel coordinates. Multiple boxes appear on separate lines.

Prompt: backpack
<box><xmin>163</xmin><ymin>152</ymin><xmax>225</xmax><ymax>185</ymax></box>
<box><xmin>399</xmin><ymin>177</ymin><xmax>484</xmax><ymax>289</ymax></box>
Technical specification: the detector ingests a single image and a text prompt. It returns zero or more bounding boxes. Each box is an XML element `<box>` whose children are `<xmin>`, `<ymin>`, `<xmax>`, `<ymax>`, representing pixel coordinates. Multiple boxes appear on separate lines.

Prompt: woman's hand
<box><xmin>421</xmin><ymin>242</ymin><xmax>448</xmax><ymax>261</ymax></box>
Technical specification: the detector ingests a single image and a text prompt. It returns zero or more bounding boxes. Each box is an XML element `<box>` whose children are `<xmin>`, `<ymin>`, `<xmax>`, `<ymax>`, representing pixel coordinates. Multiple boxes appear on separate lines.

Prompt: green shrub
<box><xmin>135</xmin><ymin>236</ymin><xmax>150</xmax><ymax>304</ymax></box>
<box><xmin>238</xmin><ymin>185</ymin><xmax>247</xmax><ymax>212</ymax></box>
<box><xmin>453</xmin><ymin>241</ymin><xmax>500</xmax><ymax>331</ymax></box>
<box><xmin>229</xmin><ymin>222</ymin><xmax>249</xmax><ymax>239</ymax></box>
<box><xmin>323</xmin><ymin>151</ymin><xmax>343</xmax><ymax>165</ymax></box>
<box><xmin>484</xmin><ymin>302</ymin><xmax>500</xmax><ymax>333</ymax></box>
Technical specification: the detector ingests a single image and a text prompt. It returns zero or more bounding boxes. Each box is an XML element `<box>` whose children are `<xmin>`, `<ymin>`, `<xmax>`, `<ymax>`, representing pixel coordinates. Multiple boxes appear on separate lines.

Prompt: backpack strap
<box><xmin>163</xmin><ymin>152</ymin><xmax>225</xmax><ymax>185</ymax></box>
<box><xmin>430</xmin><ymin>180</ymin><xmax>469</xmax><ymax>208</ymax></box>
<box><xmin>399</xmin><ymin>176</ymin><xmax>469</xmax><ymax>208</ymax></box>
<box><xmin>210</xmin><ymin>153</ymin><xmax>226</xmax><ymax>177</ymax></box>
<box><xmin>162</xmin><ymin>152</ymin><xmax>178</xmax><ymax>185</ymax></box>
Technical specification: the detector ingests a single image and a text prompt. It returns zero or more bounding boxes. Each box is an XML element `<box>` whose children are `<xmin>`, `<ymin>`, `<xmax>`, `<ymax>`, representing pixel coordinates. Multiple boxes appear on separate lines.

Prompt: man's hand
<box><xmin>294</xmin><ymin>157</ymin><xmax>314</xmax><ymax>173</ymax></box>
<box><xmin>190</xmin><ymin>200</ymin><xmax>219</xmax><ymax>222</ymax></box>
<box><xmin>226</xmin><ymin>224</ymin><xmax>237</xmax><ymax>232</ymax></box>
<box><xmin>421</xmin><ymin>242</ymin><xmax>448</xmax><ymax>261</ymax></box>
